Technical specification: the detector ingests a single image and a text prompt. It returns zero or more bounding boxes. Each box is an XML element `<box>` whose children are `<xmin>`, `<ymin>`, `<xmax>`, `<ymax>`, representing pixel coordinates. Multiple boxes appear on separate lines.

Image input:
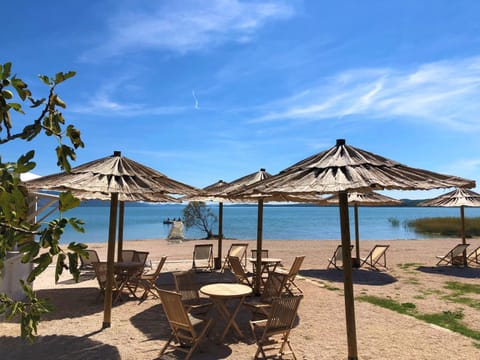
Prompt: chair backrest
<box><xmin>251</xmin><ymin>249</ymin><xmax>269</xmax><ymax>258</ymax></box>
<box><xmin>152</xmin><ymin>256</ymin><xmax>168</xmax><ymax>276</ymax></box>
<box><xmin>264</xmin><ymin>295</ymin><xmax>302</xmax><ymax>334</ymax></box>
<box><xmin>467</xmin><ymin>246</ymin><xmax>480</xmax><ymax>263</ymax></box>
<box><xmin>158</xmin><ymin>289</ymin><xmax>193</xmax><ymax>332</ymax></box>
<box><xmin>369</xmin><ymin>245</ymin><xmax>389</xmax><ymax>263</ymax></box>
<box><xmin>285</xmin><ymin>256</ymin><xmax>305</xmax><ymax>280</ymax></box>
<box><xmin>228</xmin><ymin>243</ymin><xmax>248</xmax><ymax>264</ymax></box>
<box><xmin>228</xmin><ymin>256</ymin><xmax>251</xmax><ymax>285</ymax></box>
<box><xmin>192</xmin><ymin>244</ymin><xmax>213</xmax><ymax>271</ymax></box>
<box><xmin>451</xmin><ymin>244</ymin><xmax>469</xmax><ymax>257</ymax></box>
<box><xmin>80</xmin><ymin>249</ymin><xmax>100</xmax><ymax>269</ymax></box>
<box><xmin>93</xmin><ymin>262</ymin><xmax>108</xmax><ymax>290</ymax></box>
<box><xmin>121</xmin><ymin>250</ymin><xmax>136</xmax><ymax>262</ymax></box>
<box><xmin>133</xmin><ymin>251</ymin><xmax>150</xmax><ymax>265</ymax></box>
<box><xmin>262</xmin><ymin>272</ymin><xmax>288</xmax><ymax>302</ymax></box>
<box><xmin>173</xmin><ymin>271</ymin><xmax>200</xmax><ymax>303</ymax></box>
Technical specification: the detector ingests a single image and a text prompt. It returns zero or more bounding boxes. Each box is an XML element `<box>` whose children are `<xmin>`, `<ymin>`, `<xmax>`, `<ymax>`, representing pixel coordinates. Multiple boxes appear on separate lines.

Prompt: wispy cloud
<box><xmin>82</xmin><ymin>0</ymin><xmax>294</xmax><ymax>60</ymax></box>
<box><xmin>252</xmin><ymin>57</ymin><xmax>480</xmax><ymax>131</ymax></box>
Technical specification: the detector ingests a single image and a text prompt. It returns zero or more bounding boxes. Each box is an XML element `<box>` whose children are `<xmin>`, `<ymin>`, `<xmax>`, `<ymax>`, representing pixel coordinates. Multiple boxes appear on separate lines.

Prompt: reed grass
<box><xmin>406</xmin><ymin>217</ymin><xmax>480</xmax><ymax>236</ymax></box>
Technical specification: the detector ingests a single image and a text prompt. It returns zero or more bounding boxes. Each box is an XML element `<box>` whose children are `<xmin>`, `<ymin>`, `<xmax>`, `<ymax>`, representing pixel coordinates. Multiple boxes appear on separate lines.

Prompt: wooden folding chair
<box><xmin>228</xmin><ymin>255</ymin><xmax>253</xmax><ymax>286</ymax></box>
<box><xmin>158</xmin><ymin>289</ymin><xmax>212</xmax><ymax>360</ymax></box>
<box><xmin>436</xmin><ymin>243</ymin><xmax>470</xmax><ymax>266</ymax></box>
<box><xmin>221</xmin><ymin>243</ymin><xmax>249</xmax><ymax>271</ymax></box>
<box><xmin>360</xmin><ymin>245</ymin><xmax>390</xmax><ymax>271</ymax></box>
<box><xmin>467</xmin><ymin>245</ymin><xmax>480</xmax><ymax>266</ymax></box>
<box><xmin>250</xmin><ymin>295</ymin><xmax>303</xmax><ymax>359</ymax></box>
<box><xmin>244</xmin><ymin>272</ymin><xmax>289</xmax><ymax>318</ymax></box>
<box><xmin>79</xmin><ymin>249</ymin><xmax>100</xmax><ymax>271</ymax></box>
<box><xmin>173</xmin><ymin>270</ymin><xmax>212</xmax><ymax>314</ymax></box>
<box><xmin>136</xmin><ymin>256</ymin><xmax>167</xmax><ymax>300</ymax></box>
<box><xmin>327</xmin><ymin>245</ymin><xmax>353</xmax><ymax>270</ymax></box>
<box><xmin>192</xmin><ymin>244</ymin><xmax>214</xmax><ymax>272</ymax></box>
<box><xmin>93</xmin><ymin>262</ymin><xmax>121</xmax><ymax>302</ymax></box>
<box><xmin>251</xmin><ymin>249</ymin><xmax>269</xmax><ymax>258</ymax></box>
<box><xmin>275</xmin><ymin>255</ymin><xmax>305</xmax><ymax>295</ymax></box>
<box><xmin>120</xmin><ymin>249</ymin><xmax>136</xmax><ymax>262</ymax></box>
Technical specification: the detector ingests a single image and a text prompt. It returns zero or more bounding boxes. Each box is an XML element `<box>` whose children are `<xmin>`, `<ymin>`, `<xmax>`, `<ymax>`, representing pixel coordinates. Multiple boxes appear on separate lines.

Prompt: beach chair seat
<box><xmin>136</xmin><ymin>256</ymin><xmax>167</xmax><ymax>300</ymax></box>
<box><xmin>173</xmin><ymin>270</ymin><xmax>212</xmax><ymax>314</ymax></box>
<box><xmin>221</xmin><ymin>243</ymin><xmax>249</xmax><ymax>271</ymax></box>
<box><xmin>192</xmin><ymin>244</ymin><xmax>214</xmax><ymax>272</ymax></box>
<box><xmin>249</xmin><ymin>295</ymin><xmax>303</xmax><ymax>360</ymax></box>
<box><xmin>360</xmin><ymin>245</ymin><xmax>390</xmax><ymax>271</ymax></box>
<box><xmin>158</xmin><ymin>289</ymin><xmax>212</xmax><ymax>360</ymax></box>
<box><xmin>436</xmin><ymin>243</ymin><xmax>470</xmax><ymax>266</ymax></box>
<box><xmin>228</xmin><ymin>255</ymin><xmax>253</xmax><ymax>287</ymax></box>
<box><xmin>467</xmin><ymin>246</ymin><xmax>480</xmax><ymax>266</ymax></box>
<box><xmin>274</xmin><ymin>255</ymin><xmax>305</xmax><ymax>295</ymax></box>
<box><xmin>327</xmin><ymin>245</ymin><xmax>353</xmax><ymax>270</ymax></box>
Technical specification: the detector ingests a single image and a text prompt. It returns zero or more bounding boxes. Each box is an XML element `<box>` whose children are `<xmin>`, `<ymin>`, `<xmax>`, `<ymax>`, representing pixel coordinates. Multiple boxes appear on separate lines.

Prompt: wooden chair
<box><xmin>222</xmin><ymin>243</ymin><xmax>249</xmax><ymax>271</ymax></box>
<box><xmin>244</xmin><ymin>272</ymin><xmax>289</xmax><ymax>318</ymax></box>
<box><xmin>136</xmin><ymin>256</ymin><xmax>167</xmax><ymax>300</ymax></box>
<box><xmin>327</xmin><ymin>245</ymin><xmax>353</xmax><ymax>270</ymax></box>
<box><xmin>191</xmin><ymin>244</ymin><xmax>214</xmax><ymax>272</ymax></box>
<box><xmin>228</xmin><ymin>255</ymin><xmax>253</xmax><ymax>286</ymax></box>
<box><xmin>250</xmin><ymin>295</ymin><xmax>303</xmax><ymax>360</ymax></box>
<box><xmin>93</xmin><ymin>262</ymin><xmax>120</xmax><ymax>302</ymax></box>
<box><xmin>79</xmin><ymin>249</ymin><xmax>100</xmax><ymax>271</ymax></box>
<box><xmin>173</xmin><ymin>270</ymin><xmax>212</xmax><ymax>314</ymax></box>
<box><xmin>133</xmin><ymin>250</ymin><xmax>152</xmax><ymax>270</ymax></box>
<box><xmin>467</xmin><ymin>245</ymin><xmax>480</xmax><ymax>266</ymax></box>
<box><xmin>360</xmin><ymin>245</ymin><xmax>390</xmax><ymax>270</ymax></box>
<box><xmin>275</xmin><ymin>255</ymin><xmax>305</xmax><ymax>295</ymax></box>
<box><xmin>120</xmin><ymin>249</ymin><xmax>136</xmax><ymax>262</ymax></box>
<box><xmin>251</xmin><ymin>249</ymin><xmax>269</xmax><ymax>258</ymax></box>
<box><xmin>158</xmin><ymin>289</ymin><xmax>212</xmax><ymax>360</ymax></box>
<box><xmin>436</xmin><ymin>243</ymin><xmax>470</xmax><ymax>266</ymax></box>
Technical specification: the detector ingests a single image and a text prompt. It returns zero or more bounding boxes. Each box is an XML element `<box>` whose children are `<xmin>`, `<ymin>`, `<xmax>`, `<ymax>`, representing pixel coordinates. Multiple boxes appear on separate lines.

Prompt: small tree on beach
<box><xmin>0</xmin><ymin>61</ymin><xmax>85</xmax><ymax>341</ymax></box>
<box><xmin>182</xmin><ymin>201</ymin><xmax>217</xmax><ymax>239</ymax></box>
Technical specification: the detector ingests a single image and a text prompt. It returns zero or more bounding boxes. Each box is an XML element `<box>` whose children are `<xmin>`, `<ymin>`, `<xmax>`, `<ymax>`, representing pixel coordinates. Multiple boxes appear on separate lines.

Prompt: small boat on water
<box><xmin>163</xmin><ymin>218</ymin><xmax>181</xmax><ymax>225</ymax></box>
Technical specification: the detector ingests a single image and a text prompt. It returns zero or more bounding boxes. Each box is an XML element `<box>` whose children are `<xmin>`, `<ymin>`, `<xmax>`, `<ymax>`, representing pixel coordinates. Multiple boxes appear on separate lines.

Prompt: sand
<box><xmin>1</xmin><ymin>237</ymin><xmax>480</xmax><ymax>359</ymax></box>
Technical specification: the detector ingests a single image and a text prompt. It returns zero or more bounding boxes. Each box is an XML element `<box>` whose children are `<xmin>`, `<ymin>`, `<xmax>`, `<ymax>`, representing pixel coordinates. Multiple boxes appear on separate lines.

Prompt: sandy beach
<box><xmin>1</xmin><ymin>237</ymin><xmax>480</xmax><ymax>359</ymax></box>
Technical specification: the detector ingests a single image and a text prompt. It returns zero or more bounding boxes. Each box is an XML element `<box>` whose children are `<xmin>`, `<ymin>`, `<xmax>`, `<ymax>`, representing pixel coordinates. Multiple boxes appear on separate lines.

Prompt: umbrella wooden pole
<box><xmin>461</xmin><ymin>206</ymin><xmax>467</xmax><ymax>266</ymax></box>
<box><xmin>354</xmin><ymin>204</ymin><xmax>360</xmax><ymax>267</ymax></box>
<box><xmin>117</xmin><ymin>201</ymin><xmax>125</xmax><ymax>262</ymax></box>
<box><xmin>216</xmin><ymin>202</ymin><xmax>223</xmax><ymax>269</ymax></box>
<box><xmin>339</xmin><ymin>192</ymin><xmax>358</xmax><ymax>360</ymax></box>
<box><xmin>103</xmin><ymin>192</ymin><xmax>119</xmax><ymax>328</ymax></box>
<box><xmin>255</xmin><ymin>198</ymin><xmax>264</xmax><ymax>296</ymax></box>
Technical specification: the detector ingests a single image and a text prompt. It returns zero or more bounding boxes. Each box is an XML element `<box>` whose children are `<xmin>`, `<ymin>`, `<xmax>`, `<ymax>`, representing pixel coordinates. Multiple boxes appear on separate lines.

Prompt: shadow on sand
<box><xmin>300</xmin><ymin>268</ymin><xmax>397</xmax><ymax>286</ymax></box>
<box><xmin>0</xmin><ymin>335</ymin><xmax>120</xmax><ymax>360</ymax></box>
<box><xmin>416</xmin><ymin>265</ymin><xmax>480</xmax><ymax>279</ymax></box>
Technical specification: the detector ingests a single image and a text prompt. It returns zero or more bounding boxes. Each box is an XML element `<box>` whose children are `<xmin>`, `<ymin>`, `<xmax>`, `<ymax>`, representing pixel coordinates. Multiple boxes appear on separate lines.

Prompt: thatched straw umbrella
<box><xmin>418</xmin><ymin>188</ymin><xmax>480</xmax><ymax>265</ymax></box>
<box><xmin>325</xmin><ymin>191</ymin><xmax>401</xmax><ymax>266</ymax></box>
<box><xmin>25</xmin><ymin>151</ymin><xmax>199</xmax><ymax>328</ymax></box>
<box><xmin>229</xmin><ymin>139</ymin><xmax>475</xmax><ymax>360</ymax></box>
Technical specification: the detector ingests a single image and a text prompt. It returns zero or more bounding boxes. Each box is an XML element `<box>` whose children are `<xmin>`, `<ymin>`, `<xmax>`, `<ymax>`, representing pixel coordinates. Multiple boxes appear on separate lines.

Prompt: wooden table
<box><xmin>114</xmin><ymin>262</ymin><xmax>144</xmax><ymax>301</ymax></box>
<box><xmin>248</xmin><ymin>257</ymin><xmax>282</xmax><ymax>287</ymax></box>
<box><xmin>200</xmin><ymin>283</ymin><xmax>252</xmax><ymax>342</ymax></box>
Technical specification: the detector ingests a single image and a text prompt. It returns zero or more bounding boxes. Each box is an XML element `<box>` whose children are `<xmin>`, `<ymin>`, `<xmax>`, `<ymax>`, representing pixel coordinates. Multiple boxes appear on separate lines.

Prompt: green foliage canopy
<box><xmin>182</xmin><ymin>201</ymin><xmax>217</xmax><ymax>239</ymax></box>
<box><xmin>0</xmin><ymin>61</ymin><xmax>86</xmax><ymax>341</ymax></box>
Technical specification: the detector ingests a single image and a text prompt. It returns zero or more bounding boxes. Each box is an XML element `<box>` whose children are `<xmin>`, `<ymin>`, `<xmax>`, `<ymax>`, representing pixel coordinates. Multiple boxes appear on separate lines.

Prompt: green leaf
<box><xmin>54</xmin><ymin>71</ymin><xmax>76</xmax><ymax>84</ymax></box>
<box><xmin>38</xmin><ymin>75</ymin><xmax>51</xmax><ymax>86</ymax></box>
<box><xmin>8</xmin><ymin>102</ymin><xmax>24</xmax><ymax>114</ymax></box>
<box><xmin>27</xmin><ymin>254</ymin><xmax>52</xmax><ymax>282</ymax></box>
<box><xmin>68</xmin><ymin>218</ymin><xmax>85</xmax><ymax>233</ymax></box>
<box><xmin>2</xmin><ymin>62</ymin><xmax>12</xmax><ymax>79</ymax></box>
<box><xmin>55</xmin><ymin>253</ymin><xmax>66</xmax><ymax>283</ymax></box>
<box><xmin>16</xmin><ymin>151</ymin><xmax>36</xmax><ymax>173</ymax></box>
<box><xmin>59</xmin><ymin>192</ymin><xmax>80</xmax><ymax>212</ymax></box>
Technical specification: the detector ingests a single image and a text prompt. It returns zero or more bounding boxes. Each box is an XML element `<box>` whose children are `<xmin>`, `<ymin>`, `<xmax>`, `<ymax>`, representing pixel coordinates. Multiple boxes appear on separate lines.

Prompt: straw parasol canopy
<box><xmin>325</xmin><ymin>191</ymin><xmax>401</xmax><ymax>264</ymax></box>
<box><xmin>418</xmin><ymin>188</ymin><xmax>480</xmax><ymax>264</ymax></box>
<box><xmin>25</xmin><ymin>151</ymin><xmax>199</xmax><ymax>328</ymax></box>
<box><xmin>229</xmin><ymin>139</ymin><xmax>475</xmax><ymax>360</ymax></box>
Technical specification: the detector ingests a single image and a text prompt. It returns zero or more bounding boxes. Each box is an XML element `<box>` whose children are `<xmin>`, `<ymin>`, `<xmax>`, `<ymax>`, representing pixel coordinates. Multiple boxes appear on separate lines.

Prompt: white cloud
<box><xmin>252</xmin><ymin>57</ymin><xmax>480</xmax><ymax>131</ymax></box>
<box><xmin>83</xmin><ymin>0</ymin><xmax>294</xmax><ymax>59</ymax></box>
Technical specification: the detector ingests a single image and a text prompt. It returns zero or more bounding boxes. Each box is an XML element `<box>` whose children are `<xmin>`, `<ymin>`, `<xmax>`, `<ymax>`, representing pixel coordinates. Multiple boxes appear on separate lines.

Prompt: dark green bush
<box><xmin>406</xmin><ymin>217</ymin><xmax>480</xmax><ymax>237</ymax></box>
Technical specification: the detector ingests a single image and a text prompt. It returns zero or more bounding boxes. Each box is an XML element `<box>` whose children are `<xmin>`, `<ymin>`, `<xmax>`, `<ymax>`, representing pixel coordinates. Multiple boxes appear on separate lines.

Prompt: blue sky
<box><xmin>3</xmin><ymin>0</ymin><xmax>480</xmax><ymax>199</ymax></box>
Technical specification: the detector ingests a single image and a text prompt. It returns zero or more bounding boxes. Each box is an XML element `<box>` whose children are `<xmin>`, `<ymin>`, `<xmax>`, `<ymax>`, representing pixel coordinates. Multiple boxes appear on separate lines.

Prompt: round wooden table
<box><xmin>200</xmin><ymin>283</ymin><xmax>252</xmax><ymax>342</ymax></box>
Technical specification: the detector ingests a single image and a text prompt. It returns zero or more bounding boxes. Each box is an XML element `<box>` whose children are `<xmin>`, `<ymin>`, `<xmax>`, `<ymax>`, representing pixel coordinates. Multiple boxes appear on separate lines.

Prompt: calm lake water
<box><xmin>45</xmin><ymin>204</ymin><xmax>480</xmax><ymax>244</ymax></box>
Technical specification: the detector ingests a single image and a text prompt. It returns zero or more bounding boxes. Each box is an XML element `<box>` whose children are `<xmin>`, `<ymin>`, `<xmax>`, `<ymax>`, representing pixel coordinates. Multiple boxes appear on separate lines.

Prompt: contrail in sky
<box><xmin>192</xmin><ymin>90</ymin><xmax>199</xmax><ymax>109</ymax></box>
